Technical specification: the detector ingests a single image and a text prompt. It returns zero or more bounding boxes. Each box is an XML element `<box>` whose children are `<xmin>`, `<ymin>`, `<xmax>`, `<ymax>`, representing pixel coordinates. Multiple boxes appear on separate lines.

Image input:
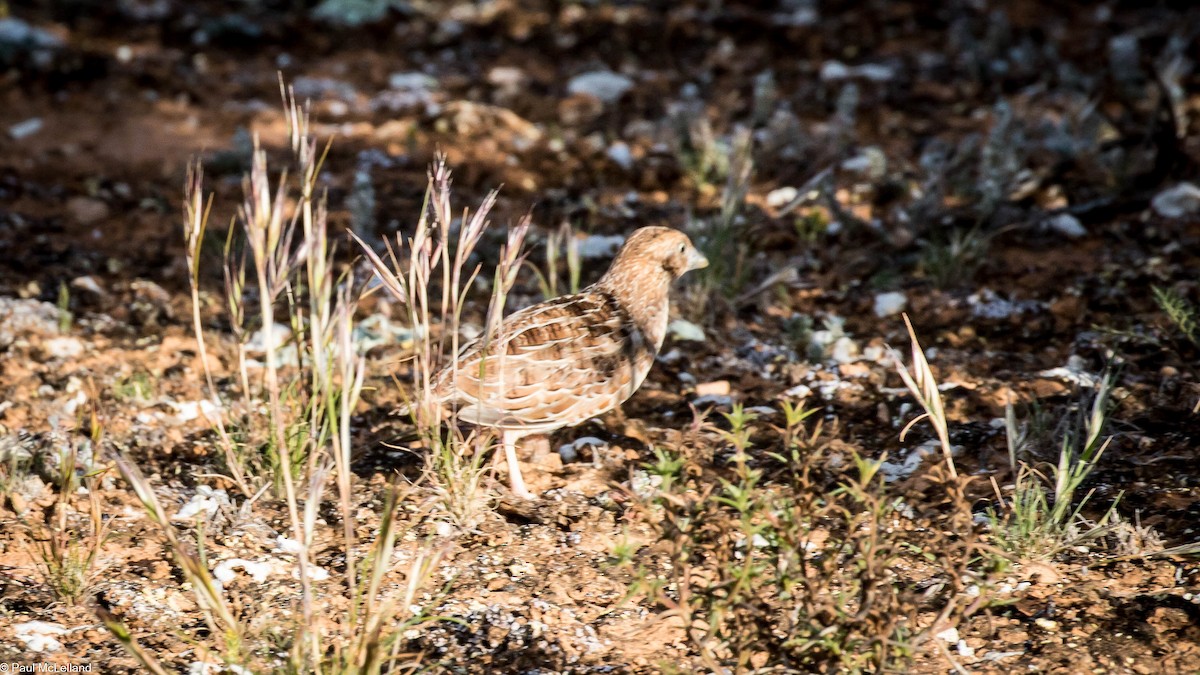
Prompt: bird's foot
<box><xmin>508</xmin><ymin>476</ymin><xmax>538</xmax><ymax>500</ymax></box>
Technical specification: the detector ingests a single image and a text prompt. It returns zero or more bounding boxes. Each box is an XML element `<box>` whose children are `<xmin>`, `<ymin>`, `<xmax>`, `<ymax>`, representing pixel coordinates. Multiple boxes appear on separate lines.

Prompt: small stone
<box><xmin>213</xmin><ymin>558</ymin><xmax>274</xmax><ymax>584</ymax></box>
<box><xmin>1151</xmin><ymin>182</ymin><xmax>1200</xmax><ymax>219</ymax></box>
<box><xmin>14</xmin><ymin>621</ymin><xmax>67</xmax><ymax>652</ymax></box>
<box><xmin>70</xmin><ymin>275</ymin><xmax>106</xmax><ymax>298</ymax></box>
<box><xmin>830</xmin><ymin>336</ymin><xmax>860</xmax><ymax>364</ymax></box>
<box><xmin>695</xmin><ymin>380</ymin><xmax>731</xmax><ymax>397</ymax></box>
<box><xmin>692</xmin><ymin>394</ymin><xmax>734</xmax><ymax>407</ymax></box>
<box><xmin>766</xmin><ymin>186</ymin><xmax>798</xmax><ymax>208</ymax></box>
<box><xmin>784</xmin><ymin>384</ymin><xmax>812</xmax><ymax>398</ymax></box>
<box><xmin>1034</xmin><ymin>617</ymin><xmax>1058</xmax><ymax>631</ymax></box>
<box><xmin>0</xmin><ymin>18</ymin><xmax>64</xmax><ymax>49</ymax></box>
<box><xmin>388</xmin><ymin>71</ymin><xmax>436</xmax><ymax>91</ymax></box>
<box><xmin>487</xmin><ymin>66</ymin><xmax>525</xmax><ymax>91</ymax></box>
<box><xmin>558</xmin><ymin>436</ymin><xmax>606</xmax><ymax>464</ymax></box>
<box><xmin>873</xmin><ymin>291</ymin><xmax>907</xmax><ymax>318</ymax></box>
<box><xmin>606</xmin><ymin>142</ymin><xmax>634</xmax><ymax>170</ymax></box>
<box><xmin>820</xmin><ymin>60</ymin><xmax>894</xmax><ymax>82</ymax></box>
<box><xmin>820</xmin><ymin>61</ymin><xmax>851</xmax><ymax>81</ymax></box>
<box><xmin>8</xmin><ymin>117</ymin><xmax>43</xmax><ymax>140</ymax></box>
<box><xmin>1044</xmin><ymin>213</ymin><xmax>1086</xmax><ymax>238</ymax></box>
<box><xmin>935</xmin><ymin>627</ymin><xmax>960</xmax><ymax>643</ymax></box>
<box><xmin>66</xmin><ymin>196</ymin><xmax>110</xmax><ymax>225</ymax></box>
<box><xmin>567</xmin><ymin>70</ymin><xmax>634</xmax><ymax>104</ymax></box>
<box><xmin>42</xmin><ymin>336</ymin><xmax>84</xmax><ymax>359</ymax></box>
<box><xmin>667</xmin><ymin>318</ymin><xmax>706</xmax><ymax>342</ymax></box>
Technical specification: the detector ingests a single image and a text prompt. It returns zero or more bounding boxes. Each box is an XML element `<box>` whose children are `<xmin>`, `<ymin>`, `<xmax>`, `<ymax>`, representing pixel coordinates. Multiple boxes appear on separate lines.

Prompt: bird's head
<box><xmin>608</xmin><ymin>226</ymin><xmax>708</xmax><ymax>281</ymax></box>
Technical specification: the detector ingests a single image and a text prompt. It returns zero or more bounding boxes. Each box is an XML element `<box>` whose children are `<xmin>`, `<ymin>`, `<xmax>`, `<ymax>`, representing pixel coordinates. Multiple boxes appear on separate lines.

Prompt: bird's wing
<box><xmin>436</xmin><ymin>289</ymin><xmax>652</xmax><ymax>431</ymax></box>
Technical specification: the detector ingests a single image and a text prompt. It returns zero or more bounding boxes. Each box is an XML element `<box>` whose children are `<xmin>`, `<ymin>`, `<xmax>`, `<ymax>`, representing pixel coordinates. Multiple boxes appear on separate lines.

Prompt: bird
<box><xmin>432</xmin><ymin>226</ymin><xmax>708</xmax><ymax>499</ymax></box>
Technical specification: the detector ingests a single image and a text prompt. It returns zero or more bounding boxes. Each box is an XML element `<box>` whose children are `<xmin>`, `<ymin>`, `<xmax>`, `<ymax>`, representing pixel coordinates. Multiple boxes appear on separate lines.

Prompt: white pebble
<box><xmin>934</xmin><ymin>626</ymin><xmax>959</xmax><ymax>643</ymax></box>
<box><xmin>765</xmin><ymin>186</ymin><xmax>798</xmax><ymax>208</ymax></box>
<box><xmin>8</xmin><ymin>104</ymin><xmax>57</xmax><ymax>144</ymax></box>
<box><xmin>830</xmin><ymin>336</ymin><xmax>860</xmax><ymax>364</ymax></box>
<box><xmin>606</xmin><ymin>142</ymin><xmax>634</xmax><ymax>170</ymax></box>
<box><xmin>873</xmin><ymin>291</ymin><xmax>907</xmax><ymax>318</ymax></box>
<box><xmin>213</xmin><ymin>558</ymin><xmax>274</xmax><ymax>584</ymax></box>
<box><xmin>1044</xmin><ymin>213</ymin><xmax>1086</xmax><ymax>238</ymax></box>
<box><xmin>14</xmin><ymin>621</ymin><xmax>67</xmax><ymax>652</ymax></box>
<box><xmin>43</xmin><ymin>336</ymin><xmax>84</xmax><ymax>359</ymax></box>
<box><xmin>667</xmin><ymin>318</ymin><xmax>706</xmax><ymax>342</ymax></box>
<box><xmin>567</xmin><ymin>70</ymin><xmax>633</xmax><ymax>104</ymax></box>
<box><xmin>388</xmin><ymin>72</ymin><xmax>436</xmax><ymax>91</ymax></box>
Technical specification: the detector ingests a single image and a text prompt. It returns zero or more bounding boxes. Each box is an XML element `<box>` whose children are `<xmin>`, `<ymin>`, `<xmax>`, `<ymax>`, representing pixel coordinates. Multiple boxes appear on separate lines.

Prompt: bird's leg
<box><xmin>501</xmin><ymin>429</ymin><xmax>536</xmax><ymax>500</ymax></box>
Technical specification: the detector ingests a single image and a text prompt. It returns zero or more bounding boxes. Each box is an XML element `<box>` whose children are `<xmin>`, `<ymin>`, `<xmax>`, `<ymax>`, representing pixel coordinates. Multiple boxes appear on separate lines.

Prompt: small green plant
<box><xmin>673</xmin><ymin>114</ymin><xmax>734</xmax><ymax>190</ymax></box>
<box><xmin>1153</xmin><ymin>285</ymin><xmax>1199</xmax><ymax>347</ymax></box>
<box><xmin>988</xmin><ymin>372</ymin><xmax>1121</xmax><ymax>559</ymax></box>
<box><xmin>684</xmin><ymin>127</ymin><xmax>754</xmax><ymax>317</ymax></box>
<box><xmin>622</xmin><ymin>401</ymin><xmax>984</xmax><ymax>672</ymax></box>
<box><xmin>792</xmin><ymin>208</ymin><xmax>830</xmax><ymax>244</ymax></box>
<box><xmin>30</xmin><ymin>420</ymin><xmax>109</xmax><ymax>605</ymax></box>
<box><xmin>916</xmin><ymin>226</ymin><xmax>991</xmax><ymax>288</ymax></box>
<box><xmin>112</xmin><ymin>370</ymin><xmax>155</xmax><ymax>404</ymax></box>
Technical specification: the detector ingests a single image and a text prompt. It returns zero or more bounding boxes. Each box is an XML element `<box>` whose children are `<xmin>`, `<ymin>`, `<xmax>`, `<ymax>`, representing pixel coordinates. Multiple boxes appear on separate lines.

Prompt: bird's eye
<box><xmin>678</xmin><ymin>243</ymin><xmax>686</xmax><ymax>254</ymax></box>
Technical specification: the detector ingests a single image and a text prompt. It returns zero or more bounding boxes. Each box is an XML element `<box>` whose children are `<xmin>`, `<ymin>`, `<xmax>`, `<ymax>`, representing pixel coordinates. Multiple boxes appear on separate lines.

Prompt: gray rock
<box><xmin>1043</xmin><ymin>213</ymin><xmax>1086</xmax><ymax>238</ymax></box>
<box><xmin>0</xmin><ymin>18</ymin><xmax>64</xmax><ymax>49</ymax></box>
<box><xmin>8</xmin><ymin>118</ymin><xmax>43</xmax><ymax>140</ymax></box>
<box><xmin>1152</xmin><ymin>183</ymin><xmax>1200</xmax><ymax>219</ymax></box>
<box><xmin>605</xmin><ymin>142</ymin><xmax>634</xmax><ymax>170</ymax></box>
<box><xmin>567</xmin><ymin>71</ymin><xmax>634</xmax><ymax>104</ymax></box>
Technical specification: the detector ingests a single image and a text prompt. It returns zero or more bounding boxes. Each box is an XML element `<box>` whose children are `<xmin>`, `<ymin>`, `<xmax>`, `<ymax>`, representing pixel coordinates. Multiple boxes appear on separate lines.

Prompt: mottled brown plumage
<box><xmin>434</xmin><ymin>226</ymin><xmax>707</xmax><ymax>498</ymax></box>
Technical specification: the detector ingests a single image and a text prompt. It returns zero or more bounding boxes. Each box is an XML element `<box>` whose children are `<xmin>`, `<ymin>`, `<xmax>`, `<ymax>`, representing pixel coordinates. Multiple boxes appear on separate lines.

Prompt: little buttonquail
<box><xmin>434</xmin><ymin>226</ymin><xmax>708</xmax><ymax>499</ymax></box>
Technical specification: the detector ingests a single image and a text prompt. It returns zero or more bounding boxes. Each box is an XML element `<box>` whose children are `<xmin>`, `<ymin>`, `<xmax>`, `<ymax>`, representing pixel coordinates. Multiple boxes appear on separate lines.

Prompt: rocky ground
<box><xmin>1</xmin><ymin>1</ymin><xmax>1199</xmax><ymax>673</ymax></box>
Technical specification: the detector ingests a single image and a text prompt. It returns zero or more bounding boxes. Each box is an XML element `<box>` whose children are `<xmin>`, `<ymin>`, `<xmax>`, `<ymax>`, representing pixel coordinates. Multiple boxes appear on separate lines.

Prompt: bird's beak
<box><xmin>686</xmin><ymin>246</ymin><xmax>709</xmax><ymax>272</ymax></box>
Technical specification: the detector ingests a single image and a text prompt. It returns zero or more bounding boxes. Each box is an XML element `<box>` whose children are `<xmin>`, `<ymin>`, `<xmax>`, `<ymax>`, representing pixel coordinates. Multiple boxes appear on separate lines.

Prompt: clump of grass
<box><xmin>619</xmin><ymin>402</ymin><xmax>985</xmax><ymax>673</ymax></box>
<box><xmin>30</xmin><ymin>424</ymin><xmax>109</xmax><ymax>606</ymax></box>
<box><xmin>988</xmin><ymin>373</ymin><xmax>1121</xmax><ymax>559</ymax></box>
<box><xmin>673</xmin><ymin>113</ymin><xmax>735</xmax><ymax>191</ymax></box>
<box><xmin>682</xmin><ymin>126</ymin><xmax>754</xmax><ymax>317</ymax></box>
<box><xmin>354</xmin><ymin>156</ymin><xmax>531</xmax><ymax>527</ymax></box>
<box><xmin>892</xmin><ymin>313</ymin><xmax>958</xmax><ymax>478</ymax></box>
<box><xmin>0</xmin><ymin>432</ymin><xmax>34</xmax><ymax>503</ymax></box>
<box><xmin>1153</xmin><ymin>285</ymin><xmax>1199</xmax><ymax>347</ymax></box>
<box><xmin>917</xmin><ymin>226</ymin><xmax>992</xmax><ymax>289</ymax></box>
<box><xmin>104</xmin><ymin>82</ymin><xmax>445</xmax><ymax>674</ymax></box>
<box><xmin>529</xmin><ymin>221</ymin><xmax>582</xmax><ymax>300</ymax></box>
<box><xmin>183</xmin><ymin>81</ymin><xmax>371</xmax><ymax>502</ymax></box>
<box><xmin>111</xmin><ymin>369</ymin><xmax>156</xmax><ymax>404</ymax></box>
